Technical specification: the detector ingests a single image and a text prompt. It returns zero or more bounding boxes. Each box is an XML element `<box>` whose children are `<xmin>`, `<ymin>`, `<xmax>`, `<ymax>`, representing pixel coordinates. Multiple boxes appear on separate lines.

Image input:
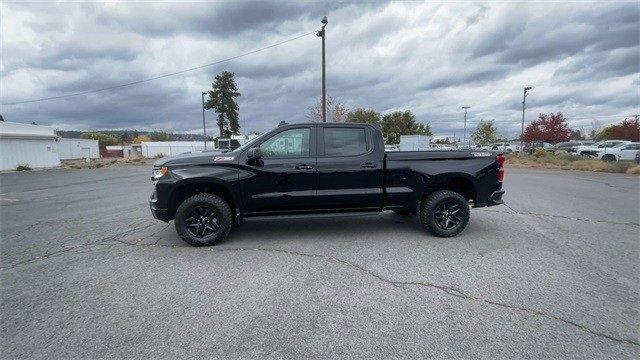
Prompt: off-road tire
<box><xmin>420</xmin><ymin>190</ymin><xmax>470</xmax><ymax>237</ymax></box>
<box><xmin>174</xmin><ymin>193</ymin><xmax>232</xmax><ymax>246</ymax></box>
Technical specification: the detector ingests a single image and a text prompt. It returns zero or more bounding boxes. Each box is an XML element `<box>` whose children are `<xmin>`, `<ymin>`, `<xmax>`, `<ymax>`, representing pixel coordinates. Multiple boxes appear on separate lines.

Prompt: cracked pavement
<box><xmin>1</xmin><ymin>166</ymin><xmax>638</xmax><ymax>358</ymax></box>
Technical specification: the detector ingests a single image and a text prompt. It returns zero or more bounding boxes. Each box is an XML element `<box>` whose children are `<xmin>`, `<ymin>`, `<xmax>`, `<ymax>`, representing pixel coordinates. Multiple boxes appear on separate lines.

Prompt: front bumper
<box><xmin>149</xmin><ymin>193</ymin><xmax>170</xmax><ymax>222</ymax></box>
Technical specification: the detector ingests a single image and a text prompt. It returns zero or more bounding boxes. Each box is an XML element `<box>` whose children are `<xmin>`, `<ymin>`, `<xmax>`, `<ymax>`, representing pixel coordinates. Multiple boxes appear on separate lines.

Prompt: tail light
<box><xmin>496</xmin><ymin>154</ymin><xmax>505</xmax><ymax>182</ymax></box>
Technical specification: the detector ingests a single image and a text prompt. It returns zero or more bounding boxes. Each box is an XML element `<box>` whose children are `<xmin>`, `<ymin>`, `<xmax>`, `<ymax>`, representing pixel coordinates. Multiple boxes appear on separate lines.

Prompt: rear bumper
<box><xmin>475</xmin><ymin>190</ymin><xmax>505</xmax><ymax>207</ymax></box>
<box><xmin>487</xmin><ymin>190</ymin><xmax>505</xmax><ymax>206</ymax></box>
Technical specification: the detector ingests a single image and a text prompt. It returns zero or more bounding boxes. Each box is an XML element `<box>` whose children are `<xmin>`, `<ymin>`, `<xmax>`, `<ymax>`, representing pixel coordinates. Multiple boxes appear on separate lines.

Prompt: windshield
<box><xmin>233</xmin><ymin>132</ymin><xmax>270</xmax><ymax>152</ymax></box>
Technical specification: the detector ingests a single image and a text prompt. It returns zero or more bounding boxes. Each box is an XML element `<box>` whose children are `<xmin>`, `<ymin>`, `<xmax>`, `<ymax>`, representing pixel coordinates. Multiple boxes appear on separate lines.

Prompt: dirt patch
<box><xmin>62</xmin><ymin>156</ymin><xmax>154</xmax><ymax>170</ymax></box>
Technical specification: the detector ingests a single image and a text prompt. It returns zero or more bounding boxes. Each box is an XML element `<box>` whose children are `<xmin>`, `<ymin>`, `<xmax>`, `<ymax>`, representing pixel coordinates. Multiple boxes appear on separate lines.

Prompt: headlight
<box><xmin>151</xmin><ymin>166</ymin><xmax>168</xmax><ymax>181</ymax></box>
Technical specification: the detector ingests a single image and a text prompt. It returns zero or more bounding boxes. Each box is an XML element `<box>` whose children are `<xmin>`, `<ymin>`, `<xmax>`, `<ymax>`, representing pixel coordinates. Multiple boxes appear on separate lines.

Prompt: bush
<box><xmin>532</xmin><ymin>148</ymin><xmax>546</xmax><ymax>158</ymax></box>
<box><xmin>16</xmin><ymin>164</ymin><xmax>31</xmax><ymax>171</ymax></box>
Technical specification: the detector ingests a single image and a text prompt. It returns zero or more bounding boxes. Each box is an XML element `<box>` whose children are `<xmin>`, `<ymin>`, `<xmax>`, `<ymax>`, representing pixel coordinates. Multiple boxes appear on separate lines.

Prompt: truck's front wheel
<box><xmin>421</xmin><ymin>190</ymin><xmax>470</xmax><ymax>237</ymax></box>
<box><xmin>174</xmin><ymin>193</ymin><xmax>232</xmax><ymax>246</ymax></box>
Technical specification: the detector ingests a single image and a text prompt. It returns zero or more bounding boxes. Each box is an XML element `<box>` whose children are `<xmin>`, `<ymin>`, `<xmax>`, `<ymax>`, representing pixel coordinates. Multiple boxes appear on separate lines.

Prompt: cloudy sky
<box><xmin>1</xmin><ymin>1</ymin><xmax>638</xmax><ymax>138</ymax></box>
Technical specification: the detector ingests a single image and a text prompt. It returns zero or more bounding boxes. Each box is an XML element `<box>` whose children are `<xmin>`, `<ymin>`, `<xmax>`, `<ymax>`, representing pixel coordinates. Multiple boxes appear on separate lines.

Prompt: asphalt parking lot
<box><xmin>1</xmin><ymin>165</ymin><xmax>638</xmax><ymax>358</ymax></box>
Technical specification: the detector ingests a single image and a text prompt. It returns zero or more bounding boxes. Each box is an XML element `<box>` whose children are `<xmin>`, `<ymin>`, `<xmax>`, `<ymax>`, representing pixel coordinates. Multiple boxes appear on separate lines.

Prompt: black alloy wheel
<box><xmin>174</xmin><ymin>193</ymin><xmax>232</xmax><ymax>246</ymax></box>
<box><xmin>420</xmin><ymin>190</ymin><xmax>470</xmax><ymax>237</ymax></box>
<box><xmin>184</xmin><ymin>205</ymin><xmax>220</xmax><ymax>238</ymax></box>
<box><xmin>433</xmin><ymin>201</ymin><xmax>463</xmax><ymax>230</ymax></box>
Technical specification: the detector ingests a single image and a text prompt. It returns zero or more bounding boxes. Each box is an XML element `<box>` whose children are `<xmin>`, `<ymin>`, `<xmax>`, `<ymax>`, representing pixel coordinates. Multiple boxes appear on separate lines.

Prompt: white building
<box><xmin>58</xmin><ymin>138</ymin><xmax>99</xmax><ymax>160</ymax></box>
<box><xmin>133</xmin><ymin>141</ymin><xmax>216</xmax><ymax>158</ymax></box>
<box><xmin>0</xmin><ymin>121</ymin><xmax>61</xmax><ymax>170</ymax></box>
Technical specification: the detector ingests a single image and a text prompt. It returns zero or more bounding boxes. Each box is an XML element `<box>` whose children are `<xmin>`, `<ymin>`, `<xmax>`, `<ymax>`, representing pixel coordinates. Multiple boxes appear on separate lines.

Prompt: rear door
<box><xmin>240</xmin><ymin>125</ymin><xmax>317</xmax><ymax>214</ymax></box>
<box><xmin>316</xmin><ymin>125</ymin><xmax>383</xmax><ymax>210</ymax></box>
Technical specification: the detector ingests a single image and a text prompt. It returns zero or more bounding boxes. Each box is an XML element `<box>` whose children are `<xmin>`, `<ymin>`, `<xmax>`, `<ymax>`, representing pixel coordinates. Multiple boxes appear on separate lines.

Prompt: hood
<box><xmin>153</xmin><ymin>149</ymin><xmax>225</xmax><ymax>167</ymax></box>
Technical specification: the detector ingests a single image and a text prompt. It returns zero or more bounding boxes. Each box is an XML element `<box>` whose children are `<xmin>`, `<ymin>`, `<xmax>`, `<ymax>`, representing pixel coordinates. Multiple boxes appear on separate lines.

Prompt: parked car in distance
<box><xmin>552</xmin><ymin>141</ymin><xmax>594</xmax><ymax>153</ymax></box>
<box><xmin>491</xmin><ymin>142</ymin><xmax>521</xmax><ymax>152</ymax></box>
<box><xmin>150</xmin><ymin>122</ymin><xmax>506</xmax><ymax>246</ymax></box>
<box><xmin>574</xmin><ymin>140</ymin><xmax>630</xmax><ymax>157</ymax></box>
<box><xmin>427</xmin><ymin>143</ymin><xmax>455</xmax><ymax>151</ymax></box>
<box><xmin>597</xmin><ymin>142</ymin><xmax>640</xmax><ymax>162</ymax></box>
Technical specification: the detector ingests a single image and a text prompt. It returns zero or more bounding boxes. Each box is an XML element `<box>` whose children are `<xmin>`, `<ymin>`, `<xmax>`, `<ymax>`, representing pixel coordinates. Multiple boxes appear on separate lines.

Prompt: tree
<box><xmin>346</xmin><ymin>108</ymin><xmax>381</xmax><ymax>124</ymax></box>
<box><xmin>149</xmin><ymin>132</ymin><xmax>171</xmax><ymax>141</ymax></box>
<box><xmin>381</xmin><ymin>110</ymin><xmax>432</xmax><ymax>144</ymax></box>
<box><xmin>521</xmin><ymin>112</ymin><xmax>571</xmax><ymax>144</ymax></box>
<box><xmin>205</xmin><ymin>71</ymin><xmax>241</xmax><ymax>137</ymax></box>
<box><xmin>596</xmin><ymin>117</ymin><xmax>640</xmax><ymax>141</ymax></box>
<box><xmin>81</xmin><ymin>132</ymin><xmax>118</xmax><ymax>149</ymax></box>
<box><xmin>569</xmin><ymin>129</ymin><xmax>584</xmax><ymax>140</ymax></box>
<box><xmin>471</xmin><ymin>120</ymin><xmax>500</xmax><ymax>145</ymax></box>
<box><xmin>132</xmin><ymin>134</ymin><xmax>151</xmax><ymax>144</ymax></box>
<box><xmin>120</xmin><ymin>131</ymin><xmax>133</xmax><ymax>144</ymax></box>
<box><xmin>306</xmin><ymin>96</ymin><xmax>349</xmax><ymax>123</ymax></box>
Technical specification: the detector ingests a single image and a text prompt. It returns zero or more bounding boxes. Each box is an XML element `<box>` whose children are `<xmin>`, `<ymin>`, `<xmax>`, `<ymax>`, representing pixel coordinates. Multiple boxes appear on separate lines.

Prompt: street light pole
<box><xmin>317</xmin><ymin>16</ymin><xmax>328</xmax><ymax>122</ymax></box>
<box><xmin>520</xmin><ymin>86</ymin><xmax>532</xmax><ymax>152</ymax></box>
<box><xmin>461</xmin><ymin>106</ymin><xmax>470</xmax><ymax>144</ymax></box>
<box><xmin>201</xmin><ymin>91</ymin><xmax>208</xmax><ymax>150</ymax></box>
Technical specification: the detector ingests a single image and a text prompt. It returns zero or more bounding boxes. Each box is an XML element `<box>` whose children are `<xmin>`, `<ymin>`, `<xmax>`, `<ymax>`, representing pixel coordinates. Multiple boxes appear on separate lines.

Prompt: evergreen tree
<box><xmin>204</xmin><ymin>71</ymin><xmax>241</xmax><ymax>136</ymax></box>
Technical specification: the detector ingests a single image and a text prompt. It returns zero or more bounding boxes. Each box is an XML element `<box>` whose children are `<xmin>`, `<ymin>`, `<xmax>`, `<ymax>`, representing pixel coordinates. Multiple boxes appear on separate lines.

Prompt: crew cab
<box><xmin>150</xmin><ymin>123</ymin><xmax>505</xmax><ymax>246</ymax></box>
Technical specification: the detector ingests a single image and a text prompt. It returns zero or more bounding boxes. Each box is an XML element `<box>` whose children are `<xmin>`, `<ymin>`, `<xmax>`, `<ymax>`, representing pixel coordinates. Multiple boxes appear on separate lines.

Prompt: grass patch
<box><xmin>506</xmin><ymin>153</ymin><xmax>639</xmax><ymax>174</ymax></box>
<box><xmin>16</xmin><ymin>164</ymin><xmax>31</xmax><ymax>171</ymax></box>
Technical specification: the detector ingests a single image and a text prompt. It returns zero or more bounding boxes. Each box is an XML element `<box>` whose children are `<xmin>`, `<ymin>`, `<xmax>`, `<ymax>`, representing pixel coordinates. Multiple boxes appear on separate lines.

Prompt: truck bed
<box><xmin>384</xmin><ymin>150</ymin><xmax>503</xmax><ymax>209</ymax></box>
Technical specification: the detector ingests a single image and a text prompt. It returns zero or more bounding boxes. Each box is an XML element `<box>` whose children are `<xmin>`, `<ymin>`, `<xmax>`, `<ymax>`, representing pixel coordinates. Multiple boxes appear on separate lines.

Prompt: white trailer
<box><xmin>0</xmin><ymin>121</ymin><xmax>60</xmax><ymax>170</ymax></box>
<box><xmin>58</xmin><ymin>138</ymin><xmax>99</xmax><ymax>160</ymax></box>
<box><xmin>399</xmin><ymin>135</ymin><xmax>430</xmax><ymax>151</ymax></box>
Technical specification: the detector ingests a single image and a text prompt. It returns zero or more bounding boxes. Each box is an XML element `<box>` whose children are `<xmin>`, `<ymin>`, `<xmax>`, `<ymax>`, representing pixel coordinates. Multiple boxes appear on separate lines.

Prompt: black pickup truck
<box><xmin>150</xmin><ymin>122</ymin><xmax>505</xmax><ymax>246</ymax></box>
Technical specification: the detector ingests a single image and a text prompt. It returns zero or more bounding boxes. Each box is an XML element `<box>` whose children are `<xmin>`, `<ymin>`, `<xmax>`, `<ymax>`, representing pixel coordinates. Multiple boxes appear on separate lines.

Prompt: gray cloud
<box><xmin>1</xmin><ymin>1</ymin><xmax>638</xmax><ymax>138</ymax></box>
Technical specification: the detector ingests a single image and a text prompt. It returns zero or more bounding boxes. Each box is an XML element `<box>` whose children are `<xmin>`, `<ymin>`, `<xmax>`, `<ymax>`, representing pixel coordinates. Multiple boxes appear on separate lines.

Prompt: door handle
<box><xmin>296</xmin><ymin>164</ymin><xmax>314</xmax><ymax>170</ymax></box>
<box><xmin>361</xmin><ymin>163</ymin><xmax>379</xmax><ymax>168</ymax></box>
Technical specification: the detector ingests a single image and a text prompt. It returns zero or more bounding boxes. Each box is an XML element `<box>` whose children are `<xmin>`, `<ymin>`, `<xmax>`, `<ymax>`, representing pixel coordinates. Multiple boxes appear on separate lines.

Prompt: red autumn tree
<box><xmin>608</xmin><ymin>117</ymin><xmax>640</xmax><ymax>141</ymax></box>
<box><xmin>521</xmin><ymin>112</ymin><xmax>571</xmax><ymax>143</ymax></box>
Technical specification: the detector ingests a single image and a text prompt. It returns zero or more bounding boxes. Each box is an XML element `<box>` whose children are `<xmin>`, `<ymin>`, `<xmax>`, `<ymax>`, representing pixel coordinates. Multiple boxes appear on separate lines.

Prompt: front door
<box><xmin>241</xmin><ymin>126</ymin><xmax>317</xmax><ymax>214</ymax></box>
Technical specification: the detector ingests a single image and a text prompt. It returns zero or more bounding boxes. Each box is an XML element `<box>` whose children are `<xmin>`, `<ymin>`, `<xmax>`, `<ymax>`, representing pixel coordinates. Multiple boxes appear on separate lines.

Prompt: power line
<box><xmin>2</xmin><ymin>30</ymin><xmax>315</xmax><ymax>106</ymax></box>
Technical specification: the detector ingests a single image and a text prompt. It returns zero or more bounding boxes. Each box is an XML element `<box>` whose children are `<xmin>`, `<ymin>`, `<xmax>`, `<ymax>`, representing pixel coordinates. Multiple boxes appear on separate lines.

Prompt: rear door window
<box><xmin>324</xmin><ymin>128</ymin><xmax>367</xmax><ymax>157</ymax></box>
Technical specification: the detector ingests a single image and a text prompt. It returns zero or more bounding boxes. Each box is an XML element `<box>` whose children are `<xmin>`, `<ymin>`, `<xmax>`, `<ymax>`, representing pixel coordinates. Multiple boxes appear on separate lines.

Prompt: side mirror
<box><xmin>247</xmin><ymin>147</ymin><xmax>262</xmax><ymax>160</ymax></box>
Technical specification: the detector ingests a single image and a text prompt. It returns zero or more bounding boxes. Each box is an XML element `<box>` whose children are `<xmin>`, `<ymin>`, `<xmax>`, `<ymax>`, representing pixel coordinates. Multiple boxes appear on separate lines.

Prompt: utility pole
<box><xmin>461</xmin><ymin>106</ymin><xmax>470</xmax><ymax>145</ymax></box>
<box><xmin>201</xmin><ymin>91</ymin><xmax>208</xmax><ymax>149</ymax></box>
<box><xmin>520</xmin><ymin>86</ymin><xmax>532</xmax><ymax>152</ymax></box>
<box><xmin>317</xmin><ymin>16</ymin><xmax>328</xmax><ymax>122</ymax></box>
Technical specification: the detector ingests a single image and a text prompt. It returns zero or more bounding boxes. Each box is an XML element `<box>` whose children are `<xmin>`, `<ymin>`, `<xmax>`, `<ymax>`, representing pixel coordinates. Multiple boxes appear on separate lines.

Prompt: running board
<box><xmin>244</xmin><ymin>211</ymin><xmax>381</xmax><ymax>221</ymax></box>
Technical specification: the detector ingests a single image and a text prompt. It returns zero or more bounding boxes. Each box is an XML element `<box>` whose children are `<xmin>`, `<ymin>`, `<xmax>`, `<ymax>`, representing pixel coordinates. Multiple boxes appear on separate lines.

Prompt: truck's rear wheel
<box><xmin>174</xmin><ymin>193</ymin><xmax>232</xmax><ymax>246</ymax></box>
<box><xmin>420</xmin><ymin>190</ymin><xmax>470</xmax><ymax>237</ymax></box>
